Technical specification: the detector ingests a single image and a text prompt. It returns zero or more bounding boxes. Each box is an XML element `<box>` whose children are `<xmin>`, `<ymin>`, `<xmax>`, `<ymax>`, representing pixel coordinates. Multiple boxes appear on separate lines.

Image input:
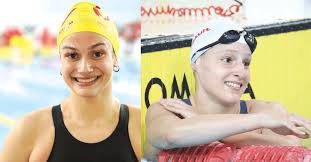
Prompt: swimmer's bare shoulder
<box><xmin>127</xmin><ymin>105</ymin><xmax>142</xmax><ymax>159</ymax></box>
<box><xmin>0</xmin><ymin>106</ymin><xmax>55</xmax><ymax>162</ymax></box>
<box><xmin>246</xmin><ymin>99</ymin><xmax>283</xmax><ymax>113</ymax></box>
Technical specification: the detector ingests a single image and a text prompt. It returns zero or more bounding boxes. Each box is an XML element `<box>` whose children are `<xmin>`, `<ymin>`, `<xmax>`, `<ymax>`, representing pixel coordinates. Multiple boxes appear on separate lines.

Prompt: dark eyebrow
<box><xmin>88</xmin><ymin>42</ymin><xmax>108</xmax><ymax>50</ymax></box>
<box><xmin>62</xmin><ymin>46</ymin><xmax>76</xmax><ymax>50</ymax></box>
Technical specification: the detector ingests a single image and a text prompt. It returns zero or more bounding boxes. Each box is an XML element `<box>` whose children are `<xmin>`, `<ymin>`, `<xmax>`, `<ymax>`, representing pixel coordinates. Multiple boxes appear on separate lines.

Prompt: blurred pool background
<box><xmin>0</xmin><ymin>0</ymin><xmax>140</xmax><ymax>147</ymax></box>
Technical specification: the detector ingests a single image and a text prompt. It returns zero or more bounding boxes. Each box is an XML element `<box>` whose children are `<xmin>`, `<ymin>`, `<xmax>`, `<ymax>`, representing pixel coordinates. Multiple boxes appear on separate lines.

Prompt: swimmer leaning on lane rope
<box><xmin>144</xmin><ymin>19</ymin><xmax>311</xmax><ymax>161</ymax></box>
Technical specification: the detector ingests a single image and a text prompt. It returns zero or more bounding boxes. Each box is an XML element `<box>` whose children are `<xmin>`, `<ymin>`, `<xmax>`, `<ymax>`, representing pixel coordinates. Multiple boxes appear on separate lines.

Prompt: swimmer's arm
<box><xmin>220</xmin><ymin>100</ymin><xmax>304</xmax><ymax>147</ymax></box>
<box><xmin>220</xmin><ymin>129</ymin><xmax>302</xmax><ymax>147</ymax></box>
<box><xmin>0</xmin><ymin>115</ymin><xmax>36</xmax><ymax>162</ymax></box>
<box><xmin>145</xmin><ymin>102</ymin><xmax>267</xmax><ymax>157</ymax></box>
<box><xmin>144</xmin><ymin>141</ymin><xmax>161</xmax><ymax>162</ymax></box>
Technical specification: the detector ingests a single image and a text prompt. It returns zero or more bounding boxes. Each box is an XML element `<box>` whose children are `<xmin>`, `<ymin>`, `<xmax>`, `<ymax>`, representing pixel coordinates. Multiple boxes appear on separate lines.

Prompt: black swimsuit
<box><xmin>47</xmin><ymin>104</ymin><xmax>138</xmax><ymax>162</ymax></box>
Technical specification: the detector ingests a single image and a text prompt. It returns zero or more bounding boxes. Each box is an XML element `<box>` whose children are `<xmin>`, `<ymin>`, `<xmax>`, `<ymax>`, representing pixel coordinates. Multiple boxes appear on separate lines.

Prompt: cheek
<box><xmin>97</xmin><ymin>60</ymin><xmax>113</xmax><ymax>73</ymax></box>
<box><xmin>199</xmin><ymin>67</ymin><xmax>223</xmax><ymax>87</ymax></box>
<box><xmin>61</xmin><ymin>61</ymin><xmax>75</xmax><ymax>74</ymax></box>
<box><xmin>208</xmin><ymin>66</ymin><xmax>228</xmax><ymax>81</ymax></box>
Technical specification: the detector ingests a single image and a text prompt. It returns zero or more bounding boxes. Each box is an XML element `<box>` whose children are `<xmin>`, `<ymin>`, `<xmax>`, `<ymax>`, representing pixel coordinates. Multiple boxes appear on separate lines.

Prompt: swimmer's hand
<box><xmin>159</xmin><ymin>99</ymin><xmax>197</xmax><ymax>118</ymax></box>
<box><xmin>253</xmin><ymin>102</ymin><xmax>311</xmax><ymax>139</ymax></box>
<box><xmin>270</xmin><ymin>113</ymin><xmax>311</xmax><ymax>138</ymax></box>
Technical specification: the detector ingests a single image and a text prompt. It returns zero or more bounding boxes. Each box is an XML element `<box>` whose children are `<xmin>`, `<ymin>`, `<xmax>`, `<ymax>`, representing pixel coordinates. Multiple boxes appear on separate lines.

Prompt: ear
<box><xmin>191</xmin><ymin>57</ymin><xmax>201</xmax><ymax>72</ymax></box>
<box><xmin>59</xmin><ymin>60</ymin><xmax>63</xmax><ymax>76</ymax></box>
<box><xmin>113</xmin><ymin>55</ymin><xmax>118</xmax><ymax>66</ymax></box>
<box><xmin>191</xmin><ymin>63</ymin><xmax>198</xmax><ymax>72</ymax></box>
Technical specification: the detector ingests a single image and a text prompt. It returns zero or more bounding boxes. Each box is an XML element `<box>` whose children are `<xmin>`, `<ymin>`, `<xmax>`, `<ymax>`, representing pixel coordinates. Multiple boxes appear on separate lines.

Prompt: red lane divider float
<box><xmin>158</xmin><ymin>143</ymin><xmax>311</xmax><ymax>162</ymax></box>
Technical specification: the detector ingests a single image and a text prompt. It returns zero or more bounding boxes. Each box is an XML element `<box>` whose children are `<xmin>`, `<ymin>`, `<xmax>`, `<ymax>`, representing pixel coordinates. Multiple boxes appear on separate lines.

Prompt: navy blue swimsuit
<box><xmin>182</xmin><ymin>99</ymin><xmax>248</xmax><ymax>114</ymax></box>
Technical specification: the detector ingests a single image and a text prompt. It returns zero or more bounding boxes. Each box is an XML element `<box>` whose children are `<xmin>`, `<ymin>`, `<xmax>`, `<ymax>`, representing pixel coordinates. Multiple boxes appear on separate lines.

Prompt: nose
<box><xmin>233</xmin><ymin>62</ymin><xmax>248</xmax><ymax>79</ymax></box>
<box><xmin>77</xmin><ymin>58</ymin><xmax>93</xmax><ymax>73</ymax></box>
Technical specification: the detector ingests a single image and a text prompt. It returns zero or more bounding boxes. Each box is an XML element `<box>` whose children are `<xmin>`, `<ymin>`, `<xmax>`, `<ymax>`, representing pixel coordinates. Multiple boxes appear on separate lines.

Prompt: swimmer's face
<box><xmin>59</xmin><ymin>32</ymin><xmax>116</xmax><ymax>97</ymax></box>
<box><xmin>192</xmin><ymin>42</ymin><xmax>251</xmax><ymax>106</ymax></box>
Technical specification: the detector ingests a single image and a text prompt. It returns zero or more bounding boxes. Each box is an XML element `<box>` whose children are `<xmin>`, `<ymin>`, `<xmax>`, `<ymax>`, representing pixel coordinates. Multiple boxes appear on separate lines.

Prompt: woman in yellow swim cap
<box><xmin>0</xmin><ymin>2</ymin><xmax>140</xmax><ymax>162</ymax></box>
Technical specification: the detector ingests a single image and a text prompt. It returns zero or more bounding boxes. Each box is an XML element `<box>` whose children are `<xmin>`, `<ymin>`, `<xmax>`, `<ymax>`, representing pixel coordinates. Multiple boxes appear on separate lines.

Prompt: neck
<box><xmin>192</xmin><ymin>84</ymin><xmax>240</xmax><ymax>114</ymax></box>
<box><xmin>62</xmin><ymin>82</ymin><xmax>118</xmax><ymax>122</ymax></box>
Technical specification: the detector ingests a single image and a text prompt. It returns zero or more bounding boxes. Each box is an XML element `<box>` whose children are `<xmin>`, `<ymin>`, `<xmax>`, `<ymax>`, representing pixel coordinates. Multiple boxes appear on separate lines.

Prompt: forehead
<box><xmin>60</xmin><ymin>32</ymin><xmax>112</xmax><ymax>49</ymax></box>
<box><xmin>204</xmin><ymin>42</ymin><xmax>252</xmax><ymax>58</ymax></box>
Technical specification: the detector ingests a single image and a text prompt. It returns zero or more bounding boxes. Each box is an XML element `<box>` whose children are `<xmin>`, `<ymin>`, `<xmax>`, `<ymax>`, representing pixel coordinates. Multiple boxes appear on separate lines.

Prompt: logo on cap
<box><xmin>192</xmin><ymin>27</ymin><xmax>210</xmax><ymax>44</ymax></box>
<box><xmin>93</xmin><ymin>6</ymin><xmax>110</xmax><ymax>21</ymax></box>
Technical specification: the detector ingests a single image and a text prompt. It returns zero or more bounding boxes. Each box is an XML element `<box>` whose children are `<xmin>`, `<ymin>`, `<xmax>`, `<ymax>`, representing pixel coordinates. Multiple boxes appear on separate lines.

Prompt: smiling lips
<box><xmin>224</xmin><ymin>81</ymin><xmax>243</xmax><ymax>91</ymax></box>
<box><xmin>73</xmin><ymin>76</ymin><xmax>101</xmax><ymax>87</ymax></box>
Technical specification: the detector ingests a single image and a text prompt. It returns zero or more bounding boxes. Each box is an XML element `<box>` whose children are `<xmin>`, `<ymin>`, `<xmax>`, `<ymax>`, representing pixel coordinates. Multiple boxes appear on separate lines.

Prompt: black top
<box><xmin>47</xmin><ymin>104</ymin><xmax>138</xmax><ymax>162</ymax></box>
<box><xmin>182</xmin><ymin>99</ymin><xmax>248</xmax><ymax>114</ymax></box>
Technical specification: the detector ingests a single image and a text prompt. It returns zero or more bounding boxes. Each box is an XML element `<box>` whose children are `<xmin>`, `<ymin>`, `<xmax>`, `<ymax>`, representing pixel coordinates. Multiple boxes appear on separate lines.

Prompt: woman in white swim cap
<box><xmin>144</xmin><ymin>19</ymin><xmax>311</xmax><ymax>161</ymax></box>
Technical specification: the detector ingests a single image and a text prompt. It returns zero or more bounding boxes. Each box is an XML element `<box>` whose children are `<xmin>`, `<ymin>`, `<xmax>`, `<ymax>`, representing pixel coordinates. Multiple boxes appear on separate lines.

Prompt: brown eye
<box><xmin>65</xmin><ymin>52</ymin><xmax>78</xmax><ymax>60</ymax></box>
<box><xmin>69</xmin><ymin>53</ymin><xmax>77</xmax><ymax>59</ymax></box>
<box><xmin>244</xmin><ymin>61</ymin><xmax>250</xmax><ymax>66</ymax></box>
<box><xmin>93</xmin><ymin>51</ymin><xmax>104</xmax><ymax>58</ymax></box>
<box><xmin>222</xmin><ymin>57</ymin><xmax>232</xmax><ymax>64</ymax></box>
<box><xmin>243</xmin><ymin>59</ymin><xmax>251</xmax><ymax>67</ymax></box>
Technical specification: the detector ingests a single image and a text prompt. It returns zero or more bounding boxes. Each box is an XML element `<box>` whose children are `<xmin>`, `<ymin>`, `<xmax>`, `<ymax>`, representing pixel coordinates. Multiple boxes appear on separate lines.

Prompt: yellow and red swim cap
<box><xmin>57</xmin><ymin>2</ymin><xmax>119</xmax><ymax>56</ymax></box>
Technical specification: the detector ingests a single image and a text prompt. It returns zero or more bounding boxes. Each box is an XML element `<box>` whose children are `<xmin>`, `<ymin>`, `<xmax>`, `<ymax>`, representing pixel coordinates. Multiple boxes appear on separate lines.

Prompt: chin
<box><xmin>73</xmin><ymin>89</ymin><xmax>100</xmax><ymax>97</ymax></box>
<box><xmin>221</xmin><ymin>94</ymin><xmax>242</xmax><ymax>106</ymax></box>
